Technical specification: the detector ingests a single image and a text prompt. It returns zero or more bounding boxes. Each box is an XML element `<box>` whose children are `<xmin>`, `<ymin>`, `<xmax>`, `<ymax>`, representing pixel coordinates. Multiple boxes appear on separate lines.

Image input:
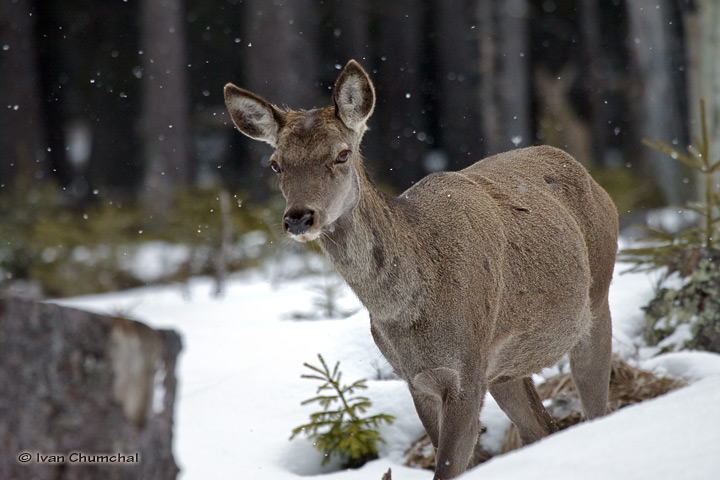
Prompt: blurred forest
<box><xmin>1</xmin><ymin>0</ymin><xmax>720</xmax><ymax>296</ymax></box>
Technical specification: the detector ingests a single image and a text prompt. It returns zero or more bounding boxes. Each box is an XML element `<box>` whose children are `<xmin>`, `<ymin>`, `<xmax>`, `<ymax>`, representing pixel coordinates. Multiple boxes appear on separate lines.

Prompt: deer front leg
<box><xmin>409</xmin><ymin>385</ymin><xmax>441</xmax><ymax>448</ymax></box>
<box><xmin>414</xmin><ymin>368</ymin><xmax>484</xmax><ymax>480</ymax></box>
<box><xmin>434</xmin><ymin>386</ymin><xmax>484</xmax><ymax>480</ymax></box>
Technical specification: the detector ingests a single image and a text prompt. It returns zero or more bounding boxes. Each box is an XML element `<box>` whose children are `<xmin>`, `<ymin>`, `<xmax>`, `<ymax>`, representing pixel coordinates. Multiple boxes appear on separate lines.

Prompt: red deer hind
<box><xmin>224</xmin><ymin>60</ymin><xmax>618</xmax><ymax>479</ymax></box>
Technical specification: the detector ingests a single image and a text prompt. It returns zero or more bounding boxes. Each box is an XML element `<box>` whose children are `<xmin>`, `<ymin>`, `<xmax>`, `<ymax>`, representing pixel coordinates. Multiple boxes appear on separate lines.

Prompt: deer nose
<box><xmin>284</xmin><ymin>208</ymin><xmax>315</xmax><ymax>235</ymax></box>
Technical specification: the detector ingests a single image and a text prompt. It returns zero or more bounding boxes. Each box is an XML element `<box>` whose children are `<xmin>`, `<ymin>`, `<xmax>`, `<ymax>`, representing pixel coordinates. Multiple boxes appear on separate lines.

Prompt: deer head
<box><xmin>224</xmin><ymin>60</ymin><xmax>376</xmax><ymax>242</ymax></box>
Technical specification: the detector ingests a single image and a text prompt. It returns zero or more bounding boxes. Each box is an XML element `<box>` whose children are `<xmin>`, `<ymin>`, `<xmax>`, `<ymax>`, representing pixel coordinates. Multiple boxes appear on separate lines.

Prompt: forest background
<box><xmin>1</xmin><ymin>0</ymin><xmax>719</xmax><ymax>297</ymax></box>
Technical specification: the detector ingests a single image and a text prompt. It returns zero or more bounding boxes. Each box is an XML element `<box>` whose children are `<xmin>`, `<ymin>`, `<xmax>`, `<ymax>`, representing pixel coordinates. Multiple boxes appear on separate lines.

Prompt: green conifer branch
<box><xmin>620</xmin><ymin>100</ymin><xmax>720</xmax><ymax>274</ymax></box>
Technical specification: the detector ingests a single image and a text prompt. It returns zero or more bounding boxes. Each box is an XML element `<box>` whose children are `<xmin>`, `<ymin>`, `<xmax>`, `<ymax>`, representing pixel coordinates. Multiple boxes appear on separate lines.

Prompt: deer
<box><xmin>224</xmin><ymin>60</ymin><xmax>618</xmax><ymax>479</ymax></box>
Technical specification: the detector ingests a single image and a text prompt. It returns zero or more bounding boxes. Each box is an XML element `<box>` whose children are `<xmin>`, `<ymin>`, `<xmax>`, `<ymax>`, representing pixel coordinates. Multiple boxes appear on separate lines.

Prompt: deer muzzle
<box><xmin>283</xmin><ymin>208</ymin><xmax>319</xmax><ymax>242</ymax></box>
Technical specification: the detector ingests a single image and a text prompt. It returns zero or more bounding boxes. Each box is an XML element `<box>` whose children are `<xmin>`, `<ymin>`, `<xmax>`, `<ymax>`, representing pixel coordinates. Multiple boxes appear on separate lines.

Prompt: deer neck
<box><xmin>318</xmin><ymin>163</ymin><xmax>425</xmax><ymax>319</ymax></box>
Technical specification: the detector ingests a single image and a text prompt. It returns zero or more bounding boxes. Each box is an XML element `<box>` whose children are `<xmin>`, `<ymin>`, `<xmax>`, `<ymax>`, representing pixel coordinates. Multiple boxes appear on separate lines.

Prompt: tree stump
<box><xmin>0</xmin><ymin>295</ymin><xmax>182</xmax><ymax>479</ymax></box>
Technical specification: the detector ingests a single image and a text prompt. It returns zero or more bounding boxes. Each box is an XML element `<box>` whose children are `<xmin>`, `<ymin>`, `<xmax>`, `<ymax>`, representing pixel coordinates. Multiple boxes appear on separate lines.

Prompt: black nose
<box><xmin>284</xmin><ymin>209</ymin><xmax>314</xmax><ymax>235</ymax></box>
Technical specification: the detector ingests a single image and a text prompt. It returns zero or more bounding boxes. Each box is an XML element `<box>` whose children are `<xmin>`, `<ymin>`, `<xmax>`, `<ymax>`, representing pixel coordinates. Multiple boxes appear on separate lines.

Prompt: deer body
<box><xmin>225</xmin><ymin>61</ymin><xmax>618</xmax><ymax>479</ymax></box>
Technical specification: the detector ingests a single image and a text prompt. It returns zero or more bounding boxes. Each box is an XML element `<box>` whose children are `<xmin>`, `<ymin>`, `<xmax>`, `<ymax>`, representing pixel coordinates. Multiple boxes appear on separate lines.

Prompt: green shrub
<box><xmin>643</xmin><ymin>249</ymin><xmax>720</xmax><ymax>352</ymax></box>
<box><xmin>290</xmin><ymin>354</ymin><xmax>394</xmax><ymax>469</ymax></box>
<box><xmin>0</xmin><ymin>174</ymin><xmax>279</xmax><ymax>297</ymax></box>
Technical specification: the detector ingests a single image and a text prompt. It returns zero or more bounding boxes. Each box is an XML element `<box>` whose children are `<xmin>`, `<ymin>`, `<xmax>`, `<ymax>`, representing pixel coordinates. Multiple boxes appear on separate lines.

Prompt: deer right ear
<box><xmin>333</xmin><ymin>60</ymin><xmax>376</xmax><ymax>132</ymax></box>
<box><xmin>224</xmin><ymin>83</ymin><xmax>286</xmax><ymax>147</ymax></box>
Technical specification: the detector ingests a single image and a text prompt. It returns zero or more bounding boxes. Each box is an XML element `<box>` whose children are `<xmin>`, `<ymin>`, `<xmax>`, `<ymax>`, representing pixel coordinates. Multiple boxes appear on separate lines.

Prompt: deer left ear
<box><xmin>333</xmin><ymin>60</ymin><xmax>376</xmax><ymax>132</ymax></box>
<box><xmin>224</xmin><ymin>83</ymin><xmax>286</xmax><ymax>147</ymax></box>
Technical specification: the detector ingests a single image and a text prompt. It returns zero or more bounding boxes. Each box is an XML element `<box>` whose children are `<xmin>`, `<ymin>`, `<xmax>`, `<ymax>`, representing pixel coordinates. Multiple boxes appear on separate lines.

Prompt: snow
<box><xmin>53</xmin><ymin>253</ymin><xmax>720</xmax><ymax>480</ymax></box>
<box><xmin>125</xmin><ymin>241</ymin><xmax>191</xmax><ymax>282</ymax></box>
<box><xmin>463</xmin><ymin>376</ymin><xmax>720</xmax><ymax>480</ymax></box>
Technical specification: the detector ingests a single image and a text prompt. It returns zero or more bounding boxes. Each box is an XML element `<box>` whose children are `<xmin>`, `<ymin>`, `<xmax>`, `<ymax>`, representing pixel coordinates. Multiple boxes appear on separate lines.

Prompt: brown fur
<box><xmin>224</xmin><ymin>60</ymin><xmax>618</xmax><ymax>479</ymax></box>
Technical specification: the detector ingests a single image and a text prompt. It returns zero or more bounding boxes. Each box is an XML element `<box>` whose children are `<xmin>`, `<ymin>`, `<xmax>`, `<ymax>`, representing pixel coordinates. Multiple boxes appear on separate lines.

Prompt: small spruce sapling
<box><xmin>290</xmin><ymin>354</ymin><xmax>394</xmax><ymax>469</ymax></box>
<box><xmin>619</xmin><ymin>100</ymin><xmax>720</xmax><ymax>353</ymax></box>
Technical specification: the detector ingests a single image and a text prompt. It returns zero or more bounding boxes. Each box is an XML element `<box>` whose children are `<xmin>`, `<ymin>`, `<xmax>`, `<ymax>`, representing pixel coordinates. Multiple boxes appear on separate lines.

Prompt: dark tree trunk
<box><xmin>477</xmin><ymin>0</ymin><xmax>531</xmax><ymax>155</ymax></box>
<box><xmin>431</xmin><ymin>0</ymin><xmax>482</xmax><ymax>170</ymax></box>
<box><xmin>323</xmin><ymin>0</ymin><xmax>371</xmax><ymax>64</ymax></box>
<box><xmin>626</xmin><ymin>0</ymin><xmax>689</xmax><ymax>205</ymax></box>
<box><xmin>140</xmin><ymin>0</ymin><xmax>190</xmax><ymax>220</ymax></box>
<box><xmin>578</xmin><ymin>0</ymin><xmax>627</xmax><ymax>167</ymax></box>
<box><xmin>577</xmin><ymin>0</ymin><xmax>604</xmax><ymax>165</ymax></box>
<box><xmin>0</xmin><ymin>0</ymin><xmax>49</xmax><ymax>185</ymax></box>
<box><xmin>367</xmin><ymin>0</ymin><xmax>429</xmax><ymax>189</ymax></box>
<box><xmin>533</xmin><ymin>66</ymin><xmax>593</xmax><ymax>167</ymax></box>
<box><xmin>33</xmin><ymin>0</ymin><xmax>142</xmax><ymax>198</ymax></box>
<box><xmin>234</xmin><ymin>0</ymin><xmax>323</xmax><ymax>200</ymax></box>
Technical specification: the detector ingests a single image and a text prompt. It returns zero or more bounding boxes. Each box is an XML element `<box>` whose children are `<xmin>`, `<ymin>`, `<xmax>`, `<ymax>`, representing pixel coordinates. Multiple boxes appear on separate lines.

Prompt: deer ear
<box><xmin>224</xmin><ymin>83</ymin><xmax>286</xmax><ymax>147</ymax></box>
<box><xmin>333</xmin><ymin>60</ymin><xmax>375</xmax><ymax>132</ymax></box>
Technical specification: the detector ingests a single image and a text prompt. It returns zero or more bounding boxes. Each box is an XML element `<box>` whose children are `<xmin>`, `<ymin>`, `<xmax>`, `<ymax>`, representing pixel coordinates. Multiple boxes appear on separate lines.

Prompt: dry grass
<box><xmin>404</xmin><ymin>356</ymin><xmax>686</xmax><ymax>469</ymax></box>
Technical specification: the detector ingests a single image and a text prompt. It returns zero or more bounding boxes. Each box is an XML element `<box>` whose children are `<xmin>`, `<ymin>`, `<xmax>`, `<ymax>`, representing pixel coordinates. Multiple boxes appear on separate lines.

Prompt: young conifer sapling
<box><xmin>290</xmin><ymin>354</ymin><xmax>395</xmax><ymax>469</ymax></box>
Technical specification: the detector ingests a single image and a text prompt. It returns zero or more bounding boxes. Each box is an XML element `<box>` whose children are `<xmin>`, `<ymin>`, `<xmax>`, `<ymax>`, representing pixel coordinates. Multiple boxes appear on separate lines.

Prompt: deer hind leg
<box><xmin>569</xmin><ymin>296</ymin><xmax>612</xmax><ymax>419</ymax></box>
<box><xmin>489</xmin><ymin>377</ymin><xmax>558</xmax><ymax>445</ymax></box>
<box><xmin>413</xmin><ymin>368</ymin><xmax>484</xmax><ymax>480</ymax></box>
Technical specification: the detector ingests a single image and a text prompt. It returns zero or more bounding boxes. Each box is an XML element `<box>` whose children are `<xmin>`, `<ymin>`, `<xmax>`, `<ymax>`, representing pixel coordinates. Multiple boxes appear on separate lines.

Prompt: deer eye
<box><xmin>335</xmin><ymin>150</ymin><xmax>350</xmax><ymax>164</ymax></box>
<box><xmin>270</xmin><ymin>160</ymin><xmax>282</xmax><ymax>173</ymax></box>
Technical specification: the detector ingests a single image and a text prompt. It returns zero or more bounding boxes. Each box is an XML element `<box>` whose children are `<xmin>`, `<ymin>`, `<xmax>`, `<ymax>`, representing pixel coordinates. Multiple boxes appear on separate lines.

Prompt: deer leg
<box><xmin>409</xmin><ymin>386</ymin><xmax>441</xmax><ymax>448</ymax></box>
<box><xmin>433</xmin><ymin>385</ymin><xmax>484</xmax><ymax>480</ymax></box>
<box><xmin>412</xmin><ymin>368</ymin><xmax>482</xmax><ymax>479</ymax></box>
<box><xmin>489</xmin><ymin>377</ymin><xmax>558</xmax><ymax>445</ymax></box>
<box><xmin>570</xmin><ymin>297</ymin><xmax>612</xmax><ymax>419</ymax></box>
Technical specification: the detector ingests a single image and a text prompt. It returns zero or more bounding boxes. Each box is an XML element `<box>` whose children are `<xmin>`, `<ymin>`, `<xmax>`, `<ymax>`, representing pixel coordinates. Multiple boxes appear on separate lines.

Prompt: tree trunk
<box><xmin>626</xmin><ymin>0</ymin><xmax>689</xmax><ymax>205</ymax></box>
<box><xmin>0</xmin><ymin>0</ymin><xmax>49</xmax><ymax>185</ymax></box>
<box><xmin>235</xmin><ymin>0</ymin><xmax>322</xmax><ymax>200</ymax></box>
<box><xmin>140</xmin><ymin>0</ymin><xmax>190</xmax><ymax>221</ymax></box>
<box><xmin>683</xmin><ymin>0</ymin><xmax>720</xmax><ymax>179</ymax></box>
<box><xmin>533</xmin><ymin>66</ymin><xmax>593</xmax><ymax>168</ymax></box>
<box><xmin>368</xmin><ymin>0</ymin><xmax>429</xmax><ymax>189</ymax></box>
<box><xmin>578</xmin><ymin>0</ymin><xmax>628</xmax><ymax>168</ymax></box>
<box><xmin>432</xmin><ymin>0</ymin><xmax>482</xmax><ymax>170</ymax></box>
<box><xmin>477</xmin><ymin>0</ymin><xmax>531</xmax><ymax>155</ymax></box>
<box><xmin>324</xmin><ymin>0</ymin><xmax>370</xmax><ymax>63</ymax></box>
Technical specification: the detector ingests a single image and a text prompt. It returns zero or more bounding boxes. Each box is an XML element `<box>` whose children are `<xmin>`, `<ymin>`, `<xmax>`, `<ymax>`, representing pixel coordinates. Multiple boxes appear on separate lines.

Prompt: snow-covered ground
<box><xmin>55</xmin><ymin>252</ymin><xmax>720</xmax><ymax>480</ymax></box>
